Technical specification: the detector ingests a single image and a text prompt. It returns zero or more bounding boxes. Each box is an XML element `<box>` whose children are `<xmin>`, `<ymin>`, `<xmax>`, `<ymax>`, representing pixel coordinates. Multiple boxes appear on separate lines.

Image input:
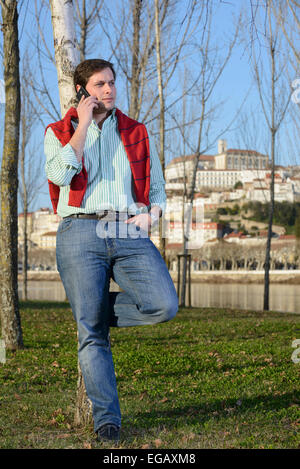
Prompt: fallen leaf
<box><xmin>159</xmin><ymin>397</ymin><xmax>168</xmax><ymax>403</ymax></box>
<box><xmin>154</xmin><ymin>439</ymin><xmax>162</xmax><ymax>448</ymax></box>
<box><xmin>139</xmin><ymin>392</ymin><xmax>147</xmax><ymax>401</ymax></box>
<box><xmin>83</xmin><ymin>442</ymin><xmax>92</xmax><ymax>449</ymax></box>
<box><xmin>141</xmin><ymin>444</ymin><xmax>150</xmax><ymax>449</ymax></box>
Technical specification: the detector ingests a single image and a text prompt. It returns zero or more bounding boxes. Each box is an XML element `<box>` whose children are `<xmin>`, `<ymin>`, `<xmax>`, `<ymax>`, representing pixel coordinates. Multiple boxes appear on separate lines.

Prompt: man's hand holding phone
<box><xmin>76</xmin><ymin>90</ymin><xmax>100</xmax><ymax>129</ymax></box>
<box><xmin>76</xmin><ymin>86</ymin><xmax>108</xmax><ymax>129</ymax></box>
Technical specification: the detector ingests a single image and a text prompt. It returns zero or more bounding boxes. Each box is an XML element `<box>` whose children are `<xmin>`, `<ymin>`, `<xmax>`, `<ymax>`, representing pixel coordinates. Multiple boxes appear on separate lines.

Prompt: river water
<box><xmin>18</xmin><ymin>280</ymin><xmax>300</xmax><ymax>314</ymax></box>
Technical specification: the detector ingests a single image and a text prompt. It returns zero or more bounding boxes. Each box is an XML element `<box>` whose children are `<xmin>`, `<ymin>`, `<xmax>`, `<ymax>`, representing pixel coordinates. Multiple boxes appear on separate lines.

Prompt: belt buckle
<box><xmin>96</xmin><ymin>210</ymin><xmax>109</xmax><ymax>220</ymax></box>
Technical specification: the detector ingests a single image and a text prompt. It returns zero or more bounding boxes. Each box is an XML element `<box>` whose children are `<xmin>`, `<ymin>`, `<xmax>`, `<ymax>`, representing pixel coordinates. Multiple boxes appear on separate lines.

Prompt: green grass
<box><xmin>0</xmin><ymin>301</ymin><xmax>300</xmax><ymax>449</ymax></box>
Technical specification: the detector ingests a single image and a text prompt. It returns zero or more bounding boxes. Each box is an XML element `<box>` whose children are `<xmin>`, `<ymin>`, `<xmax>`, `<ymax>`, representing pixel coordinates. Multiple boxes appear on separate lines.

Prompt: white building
<box><xmin>39</xmin><ymin>232</ymin><xmax>57</xmax><ymax>249</ymax></box>
<box><xmin>196</xmin><ymin>169</ymin><xmax>241</xmax><ymax>189</ymax></box>
<box><xmin>246</xmin><ymin>173</ymin><xmax>296</xmax><ymax>203</ymax></box>
<box><xmin>165</xmin><ymin>153</ymin><xmax>215</xmax><ymax>185</ymax></box>
<box><xmin>158</xmin><ymin>220</ymin><xmax>224</xmax><ymax>249</ymax></box>
<box><xmin>214</xmin><ymin>139</ymin><xmax>269</xmax><ymax>171</ymax></box>
<box><xmin>18</xmin><ymin>207</ymin><xmax>60</xmax><ymax>249</ymax></box>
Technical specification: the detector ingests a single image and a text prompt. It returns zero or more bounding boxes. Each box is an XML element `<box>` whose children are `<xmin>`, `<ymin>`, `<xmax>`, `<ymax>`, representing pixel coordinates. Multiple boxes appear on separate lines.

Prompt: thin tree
<box><xmin>0</xmin><ymin>0</ymin><xmax>23</xmax><ymax>350</ymax></box>
<box><xmin>271</xmin><ymin>0</ymin><xmax>300</xmax><ymax>70</ymax></box>
<box><xmin>98</xmin><ymin>0</ymin><xmax>171</xmax><ymax>122</ymax></box>
<box><xmin>154</xmin><ymin>0</ymin><xmax>166</xmax><ymax>258</ymax></box>
<box><xmin>97</xmin><ymin>0</ymin><xmax>151</xmax><ymax>120</ymax></box>
<box><xmin>73</xmin><ymin>0</ymin><xmax>104</xmax><ymax>62</ymax></box>
<box><xmin>248</xmin><ymin>0</ymin><xmax>292</xmax><ymax>310</ymax></box>
<box><xmin>129</xmin><ymin>0</ymin><xmax>143</xmax><ymax>120</ymax></box>
<box><xmin>271</xmin><ymin>0</ymin><xmax>300</xmax><ymax>167</ymax></box>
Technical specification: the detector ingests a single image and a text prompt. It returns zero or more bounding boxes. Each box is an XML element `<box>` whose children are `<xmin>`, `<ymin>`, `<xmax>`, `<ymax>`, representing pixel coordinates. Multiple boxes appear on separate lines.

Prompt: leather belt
<box><xmin>63</xmin><ymin>211</ymin><xmax>135</xmax><ymax>221</ymax></box>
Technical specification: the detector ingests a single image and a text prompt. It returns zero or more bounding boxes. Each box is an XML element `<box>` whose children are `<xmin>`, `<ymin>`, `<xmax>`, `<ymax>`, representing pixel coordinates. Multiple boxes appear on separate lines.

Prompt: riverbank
<box><xmin>18</xmin><ymin>269</ymin><xmax>300</xmax><ymax>284</ymax></box>
<box><xmin>171</xmin><ymin>270</ymin><xmax>300</xmax><ymax>284</ymax></box>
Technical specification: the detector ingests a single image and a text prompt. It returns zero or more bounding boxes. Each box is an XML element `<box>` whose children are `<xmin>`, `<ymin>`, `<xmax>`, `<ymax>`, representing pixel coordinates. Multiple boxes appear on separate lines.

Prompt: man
<box><xmin>44</xmin><ymin>59</ymin><xmax>178</xmax><ymax>443</ymax></box>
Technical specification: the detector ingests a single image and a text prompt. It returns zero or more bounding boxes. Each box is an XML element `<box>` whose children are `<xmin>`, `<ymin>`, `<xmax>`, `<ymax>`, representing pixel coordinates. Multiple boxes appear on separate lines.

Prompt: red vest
<box><xmin>45</xmin><ymin>107</ymin><xmax>150</xmax><ymax>214</ymax></box>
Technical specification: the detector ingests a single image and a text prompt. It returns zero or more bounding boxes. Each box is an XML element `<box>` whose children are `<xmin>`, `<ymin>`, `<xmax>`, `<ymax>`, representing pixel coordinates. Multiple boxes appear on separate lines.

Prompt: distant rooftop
<box><xmin>167</xmin><ymin>154</ymin><xmax>215</xmax><ymax>166</ymax></box>
<box><xmin>226</xmin><ymin>149</ymin><xmax>267</xmax><ymax>157</ymax></box>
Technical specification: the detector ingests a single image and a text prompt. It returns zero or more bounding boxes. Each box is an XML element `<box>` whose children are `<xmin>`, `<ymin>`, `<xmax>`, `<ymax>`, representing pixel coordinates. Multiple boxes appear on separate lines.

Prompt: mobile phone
<box><xmin>76</xmin><ymin>86</ymin><xmax>90</xmax><ymax>101</ymax></box>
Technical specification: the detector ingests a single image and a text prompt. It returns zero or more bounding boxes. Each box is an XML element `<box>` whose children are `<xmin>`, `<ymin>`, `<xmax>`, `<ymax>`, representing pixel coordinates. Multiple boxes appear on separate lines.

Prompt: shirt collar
<box><xmin>91</xmin><ymin>107</ymin><xmax>117</xmax><ymax>129</ymax></box>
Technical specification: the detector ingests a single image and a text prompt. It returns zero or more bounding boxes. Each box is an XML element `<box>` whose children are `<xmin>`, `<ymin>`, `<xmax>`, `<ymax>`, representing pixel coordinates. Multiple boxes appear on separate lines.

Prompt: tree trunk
<box><xmin>73</xmin><ymin>358</ymin><xmax>93</xmax><ymax>426</ymax></box>
<box><xmin>154</xmin><ymin>0</ymin><xmax>166</xmax><ymax>260</ymax></box>
<box><xmin>49</xmin><ymin>0</ymin><xmax>92</xmax><ymax>427</ymax></box>
<box><xmin>20</xmin><ymin>109</ymin><xmax>28</xmax><ymax>301</ymax></box>
<box><xmin>0</xmin><ymin>0</ymin><xmax>23</xmax><ymax>350</ymax></box>
<box><xmin>79</xmin><ymin>0</ymin><xmax>87</xmax><ymax>63</ymax></box>
<box><xmin>129</xmin><ymin>0</ymin><xmax>142</xmax><ymax>120</ymax></box>
<box><xmin>250</xmin><ymin>2</ymin><xmax>291</xmax><ymax>310</ymax></box>
<box><xmin>49</xmin><ymin>0</ymin><xmax>79</xmax><ymax>117</ymax></box>
<box><xmin>263</xmin><ymin>32</ymin><xmax>276</xmax><ymax>311</ymax></box>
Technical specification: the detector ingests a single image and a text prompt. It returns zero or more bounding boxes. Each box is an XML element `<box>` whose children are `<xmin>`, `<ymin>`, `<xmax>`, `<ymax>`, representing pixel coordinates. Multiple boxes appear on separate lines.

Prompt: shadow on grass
<box><xmin>124</xmin><ymin>390</ymin><xmax>300</xmax><ymax>431</ymax></box>
<box><xmin>20</xmin><ymin>300</ymin><xmax>71</xmax><ymax>310</ymax></box>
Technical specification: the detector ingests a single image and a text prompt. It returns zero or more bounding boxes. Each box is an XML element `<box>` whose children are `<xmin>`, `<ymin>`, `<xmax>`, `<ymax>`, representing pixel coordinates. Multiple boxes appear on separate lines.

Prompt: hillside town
<box><xmin>18</xmin><ymin>140</ymin><xmax>300</xmax><ymax>272</ymax></box>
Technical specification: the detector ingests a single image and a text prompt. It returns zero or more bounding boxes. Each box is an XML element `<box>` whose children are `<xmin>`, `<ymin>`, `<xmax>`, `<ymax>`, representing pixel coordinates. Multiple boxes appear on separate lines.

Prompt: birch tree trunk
<box><xmin>50</xmin><ymin>0</ymin><xmax>79</xmax><ymax>116</ymax></box>
<box><xmin>0</xmin><ymin>0</ymin><xmax>23</xmax><ymax>350</ymax></box>
<box><xmin>49</xmin><ymin>0</ymin><xmax>92</xmax><ymax>427</ymax></box>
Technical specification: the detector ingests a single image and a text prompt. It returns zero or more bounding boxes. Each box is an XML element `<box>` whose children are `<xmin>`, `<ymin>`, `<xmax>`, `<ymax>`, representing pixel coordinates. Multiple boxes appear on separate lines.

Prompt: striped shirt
<box><xmin>44</xmin><ymin>108</ymin><xmax>166</xmax><ymax>218</ymax></box>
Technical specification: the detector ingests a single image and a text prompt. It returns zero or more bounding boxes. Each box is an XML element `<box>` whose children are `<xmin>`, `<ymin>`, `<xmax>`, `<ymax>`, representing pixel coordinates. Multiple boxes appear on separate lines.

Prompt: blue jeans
<box><xmin>56</xmin><ymin>216</ymin><xmax>178</xmax><ymax>432</ymax></box>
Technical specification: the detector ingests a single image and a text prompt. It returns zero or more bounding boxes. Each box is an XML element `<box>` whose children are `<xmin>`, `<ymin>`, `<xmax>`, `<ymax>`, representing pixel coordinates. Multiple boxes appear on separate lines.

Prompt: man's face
<box><xmin>81</xmin><ymin>67</ymin><xmax>116</xmax><ymax>114</ymax></box>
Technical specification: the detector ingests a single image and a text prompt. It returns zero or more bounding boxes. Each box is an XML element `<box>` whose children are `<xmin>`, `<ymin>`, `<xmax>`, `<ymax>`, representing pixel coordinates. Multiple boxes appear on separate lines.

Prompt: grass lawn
<box><xmin>0</xmin><ymin>301</ymin><xmax>299</xmax><ymax>449</ymax></box>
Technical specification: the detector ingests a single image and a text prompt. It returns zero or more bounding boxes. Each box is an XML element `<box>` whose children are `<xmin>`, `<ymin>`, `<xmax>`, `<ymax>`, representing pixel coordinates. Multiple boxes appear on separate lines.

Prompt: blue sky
<box><xmin>0</xmin><ymin>0</ymin><xmax>299</xmax><ymax>212</ymax></box>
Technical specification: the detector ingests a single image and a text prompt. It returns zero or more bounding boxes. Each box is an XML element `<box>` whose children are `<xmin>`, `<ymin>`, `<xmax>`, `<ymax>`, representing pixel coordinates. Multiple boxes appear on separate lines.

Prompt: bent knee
<box><xmin>157</xmin><ymin>295</ymin><xmax>178</xmax><ymax>323</ymax></box>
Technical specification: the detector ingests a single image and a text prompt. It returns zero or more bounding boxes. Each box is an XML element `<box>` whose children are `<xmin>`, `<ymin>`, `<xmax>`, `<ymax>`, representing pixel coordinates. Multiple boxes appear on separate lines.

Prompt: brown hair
<box><xmin>73</xmin><ymin>59</ymin><xmax>116</xmax><ymax>90</ymax></box>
